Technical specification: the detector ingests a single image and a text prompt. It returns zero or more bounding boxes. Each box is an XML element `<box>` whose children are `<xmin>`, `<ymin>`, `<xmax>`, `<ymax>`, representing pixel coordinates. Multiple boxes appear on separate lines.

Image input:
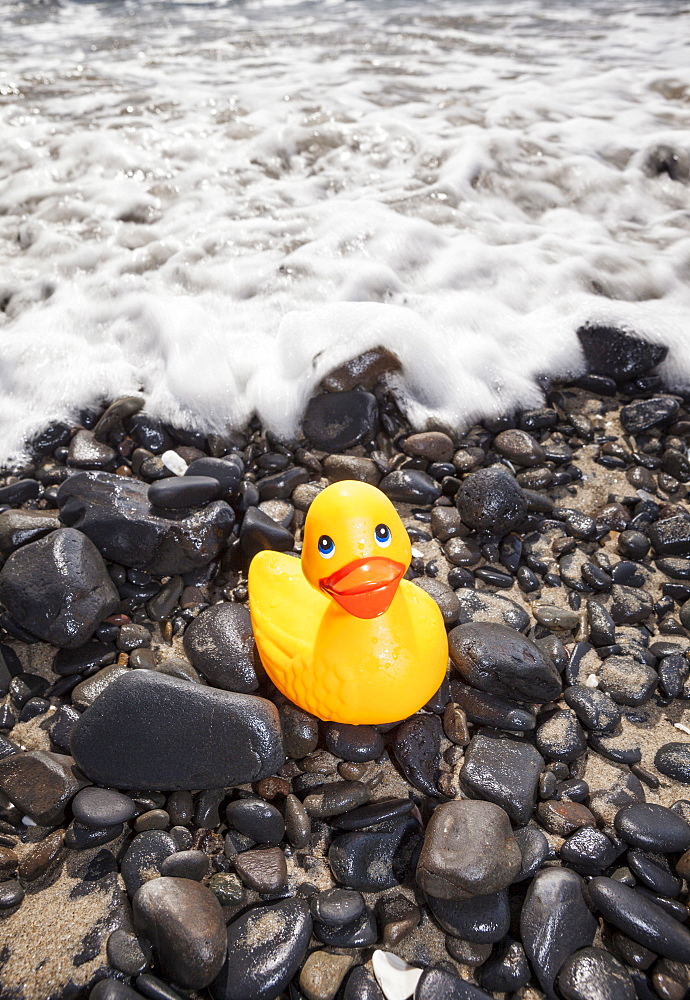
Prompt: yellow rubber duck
<box><xmin>248</xmin><ymin>480</ymin><xmax>448</xmax><ymax>724</ymax></box>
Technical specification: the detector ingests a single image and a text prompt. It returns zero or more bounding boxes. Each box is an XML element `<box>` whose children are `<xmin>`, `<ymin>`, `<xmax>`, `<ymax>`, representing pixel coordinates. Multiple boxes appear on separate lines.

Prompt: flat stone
<box><xmin>299</xmin><ymin>950</ymin><xmax>356</xmax><ymax>1000</ymax></box>
<box><xmin>133</xmin><ymin>876</ymin><xmax>227</xmax><ymax>989</ymax></box>
<box><xmin>379</xmin><ymin>470</ymin><xmax>442</xmax><ymax>505</ymax></box>
<box><xmin>0</xmin><ymin>478</ymin><xmax>40</xmax><ymax>506</ymax></box>
<box><xmin>233</xmin><ymin>846</ymin><xmax>287</xmax><ymax>893</ymax></box>
<box><xmin>302</xmin><ymin>391</ymin><xmax>378</xmax><ymax>452</ymax></box>
<box><xmin>68</xmin><ymin>429</ymin><xmax>117</xmax><ymax>469</ymax></box>
<box><xmin>323</xmin><ymin>455</ymin><xmax>381</xmax><ymax>486</ymax></box>
<box><xmin>72</xmin><ymin>787</ymin><xmax>137</xmax><ymax>828</ymax></box>
<box><xmin>520</xmin><ymin>868</ymin><xmax>597</xmax><ymax>998</ymax></box>
<box><xmin>599</xmin><ymin>655</ymin><xmax>658</xmax><ymax>705</ymax></box>
<box><xmin>0</xmin><ymin>750</ymin><xmax>86</xmax><ymax>825</ymax></box>
<box><xmin>70</xmin><ymin>670</ymin><xmax>284</xmax><ymax>790</ymax></box>
<box><xmin>210</xmin><ymin>898</ymin><xmax>312</xmax><ymax>1000</ymax></box>
<box><xmin>606</xmin><ymin>585</ymin><xmax>654</xmax><ymax>625</ymax></box>
<box><xmin>449</xmin><ymin>621</ymin><xmax>562</xmax><ymax>703</ymax></box>
<box><xmin>614</xmin><ymin>803</ymin><xmax>690</xmax><ymax>853</ymax></box>
<box><xmin>452</xmin><ymin>589</ymin><xmax>530</xmax><ymax>632</ymax></box>
<box><xmin>159</xmin><ymin>850</ymin><xmax>209</xmax><ymax>881</ymax></box>
<box><xmin>451</xmin><ymin>680</ymin><xmax>535</xmax><ymax>732</ymax></box>
<box><xmin>148</xmin><ymin>476</ymin><xmax>222</xmax><ymax>509</ymax></box>
<box><xmin>57</xmin><ymin>471</ymin><xmax>235</xmax><ymax>575</ymax></box>
<box><xmin>460</xmin><ymin>729</ymin><xmax>544</xmax><ymax>826</ymax></box>
<box><xmin>0</xmin><ymin>509</ymin><xmax>61</xmax><ymax>558</ymax></box>
<box><xmin>588</xmin><ymin>877</ymin><xmax>690</xmax><ymax>963</ymax></box>
<box><xmin>182</xmin><ymin>602</ymin><xmax>260</xmax><ymax>693</ymax></box>
<box><xmin>564</xmin><ymin>685</ymin><xmax>621</xmax><ymax>734</ymax></box>
<box><xmin>391</xmin><ymin>714</ymin><xmax>443</xmax><ymax>797</ymax></box>
<box><xmin>0</xmin><ymin>527</ymin><xmax>119</xmax><ymax>647</ymax></box>
<box><xmin>649</xmin><ymin>516</ymin><xmax>690</xmax><ymax>558</ymax></box>
<box><xmin>620</xmin><ymin>397</ymin><xmax>679</xmax><ymax>434</ymax></box>
<box><xmin>455</xmin><ymin>466</ymin><xmax>527</xmax><ymax>535</ymax></box>
<box><xmin>185</xmin><ymin>457</ymin><xmax>242</xmax><ymax>498</ymax></box>
<box><xmin>416</xmin><ymin>800</ymin><xmax>521</xmax><ymax>899</ymax></box>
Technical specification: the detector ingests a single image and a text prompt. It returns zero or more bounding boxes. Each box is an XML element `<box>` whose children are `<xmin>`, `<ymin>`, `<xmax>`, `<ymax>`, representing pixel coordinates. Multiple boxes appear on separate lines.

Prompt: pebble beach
<box><xmin>2</xmin><ymin>330</ymin><xmax>690</xmax><ymax>1000</ymax></box>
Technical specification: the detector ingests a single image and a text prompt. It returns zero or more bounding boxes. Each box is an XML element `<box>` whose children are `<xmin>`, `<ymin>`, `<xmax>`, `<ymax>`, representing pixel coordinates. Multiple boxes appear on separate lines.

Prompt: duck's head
<box><xmin>301</xmin><ymin>481</ymin><xmax>411</xmax><ymax>620</ymax></box>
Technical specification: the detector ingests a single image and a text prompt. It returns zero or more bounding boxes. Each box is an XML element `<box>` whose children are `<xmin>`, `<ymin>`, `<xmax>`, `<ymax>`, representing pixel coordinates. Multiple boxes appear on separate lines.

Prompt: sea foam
<box><xmin>0</xmin><ymin>0</ymin><xmax>689</xmax><ymax>462</ymax></box>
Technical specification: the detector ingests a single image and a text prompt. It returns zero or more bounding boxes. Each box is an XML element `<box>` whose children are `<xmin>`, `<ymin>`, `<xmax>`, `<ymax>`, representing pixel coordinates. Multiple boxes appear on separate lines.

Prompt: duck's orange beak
<box><xmin>320</xmin><ymin>556</ymin><xmax>406</xmax><ymax>619</ymax></box>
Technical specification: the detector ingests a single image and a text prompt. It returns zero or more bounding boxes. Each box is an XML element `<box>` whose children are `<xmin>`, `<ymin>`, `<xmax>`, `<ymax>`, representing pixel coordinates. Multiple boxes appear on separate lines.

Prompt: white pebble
<box><xmin>22</xmin><ymin>816</ymin><xmax>37</xmax><ymax>827</ymax></box>
<box><xmin>161</xmin><ymin>450</ymin><xmax>188</xmax><ymax>476</ymax></box>
<box><xmin>411</xmin><ymin>546</ymin><xmax>424</xmax><ymax>560</ymax></box>
<box><xmin>585</xmin><ymin>673</ymin><xmax>600</xmax><ymax>688</ymax></box>
<box><xmin>674</xmin><ymin>722</ymin><xmax>690</xmax><ymax>736</ymax></box>
<box><xmin>372</xmin><ymin>950</ymin><xmax>423</xmax><ymax>1000</ymax></box>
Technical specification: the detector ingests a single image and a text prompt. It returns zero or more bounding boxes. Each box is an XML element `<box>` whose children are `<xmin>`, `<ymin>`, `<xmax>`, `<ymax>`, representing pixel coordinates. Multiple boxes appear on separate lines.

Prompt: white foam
<box><xmin>0</xmin><ymin>0</ymin><xmax>689</xmax><ymax>462</ymax></box>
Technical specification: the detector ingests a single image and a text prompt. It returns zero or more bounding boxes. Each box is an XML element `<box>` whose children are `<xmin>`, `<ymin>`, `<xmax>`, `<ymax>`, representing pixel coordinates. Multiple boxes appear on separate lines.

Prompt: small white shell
<box><xmin>161</xmin><ymin>450</ymin><xmax>188</xmax><ymax>476</ymax></box>
<box><xmin>372</xmin><ymin>950</ymin><xmax>423</xmax><ymax>1000</ymax></box>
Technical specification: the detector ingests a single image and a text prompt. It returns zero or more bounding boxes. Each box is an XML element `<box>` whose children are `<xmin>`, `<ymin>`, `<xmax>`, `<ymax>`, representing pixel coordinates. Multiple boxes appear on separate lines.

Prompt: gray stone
<box><xmin>183</xmin><ymin>602</ymin><xmax>260</xmax><ymax>693</ymax></box>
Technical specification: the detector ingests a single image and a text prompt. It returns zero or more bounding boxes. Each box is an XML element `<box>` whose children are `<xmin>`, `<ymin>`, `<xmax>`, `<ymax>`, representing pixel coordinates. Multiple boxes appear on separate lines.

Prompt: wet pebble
<box><xmin>391</xmin><ymin>714</ymin><xmax>442</xmax><ymax>797</ymax></box>
<box><xmin>303</xmin><ymin>780</ymin><xmax>372</xmax><ymax>818</ymax></box>
<box><xmin>279</xmin><ymin>700</ymin><xmax>319</xmax><ymax>759</ymax></box>
<box><xmin>656</xmin><ymin>743</ymin><xmax>690</xmax><ymax>783</ymax></box>
<box><xmin>284</xmin><ymin>793</ymin><xmax>310</xmax><ymax>848</ymax></box>
<box><xmin>328</xmin><ymin>816</ymin><xmax>422</xmax><ymax>891</ymax></box>
<box><xmin>376</xmin><ymin>893</ymin><xmax>420</xmax><ymax>948</ymax></box>
<box><xmin>182</xmin><ymin>602</ymin><xmax>259</xmax><ymax>692</ymax></box>
<box><xmin>121</xmin><ymin>830</ymin><xmax>178</xmax><ymax>896</ymax></box>
<box><xmin>233</xmin><ymin>846</ymin><xmax>287</xmax><ymax>893</ymax></box>
<box><xmin>0</xmin><ymin>749</ymin><xmax>86</xmax><ymax>826</ymax></box>
<box><xmin>479</xmin><ymin>938</ymin><xmax>531</xmax><ymax>993</ymax></box>
<box><xmin>620</xmin><ymin>397</ymin><xmax>679</xmax><ymax>434</ymax></box>
<box><xmin>225</xmin><ymin>798</ymin><xmax>285</xmax><ymax>844</ymax></box>
<box><xmin>453</xmin><ymin>589</ymin><xmax>530</xmax><ymax>632</ymax></box>
<box><xmin>72</xmin><ymin>787</ymin><xmax>137</xmax><ymax>828</ymax></box>
<box><xmin>324</xmin><ymin>723</ymin><xmax>384</xmax><ymax>762</ymax></box>
<box><xmin>425</xmin><ymin>889</ymin><xmax>510</xmax><ymax>943</ymax></box>
<box><xmin>449</xmin><ymin>621</ymin><xmax>561</xmax><ymax>703</ymax></box>
<box><xmin>520</xmin><ymin>868</ymin><xmax>597</xmax><ymax>997</ymax></box>
<box><xmin>557</xmin><ymin>947</ymin><xmax>636</xmax><ymax>1000</ymax></box>
<box><xmin>513</xmin><ymin>824</ymin><xmax>550</xmax><ymax>881</ymax></box>
<box><xmin>330</xmin><ymin>797</ymin><xmax>414</xmax><ymax>831</ymax></box>
<box><xmin>564</xmin><ymin>685</ymin><xmax>621</xmax><ymax>734</ymax></box>
<box><xmin>414</xmin><ymin>964</ymin><xmax>493</xmax><ymax>1000</ymax></box>
<box><xmin>302</xmin><ymin>391</ymin><xmax>378</xmax><ymax>451</ymax></box>
<box><xmin>299</xmin><ymin>950</ymin><xmax>356</xmax><ymax>1000</ymax></box>
<box><xmin>559</xmin><ymin>827</ymin><xmax>620</xmax><ymax>872</ymax></box>
<box><xmin>211</xmin><ymin>897</ymin><xmax>312</xmax><ymax>1000</ymax></box>
<box><xmin>450</xmin><ymin>680</ymin><xmax>535</xmax><ymax>732</ymax></box>
<box><xmin>588</xmin><ymin>877</ymin><xmax>690</xmax><ymax>962</ymax></box>
<box><xmin>18</xmin><ymin>829</ymin><xmax>64</xmax><ymax>881</ymax></box>
<box><xmin>627</xmin><ymin>850</ymin><xmax>681</xmax><ymax>897</ymax></box>
<box><xmin>149</xmin><ymin>475</ymin><xmax>221</xmax><ymax>509</ymax></box>
<box><xmin>380</xmin><ymin>470</ymin><xmax>442</xmax><ymax>505</ymax></box>
<box><xmin>537</xmin><ymin>800</ymin><xmax>596</xmax><ymax>837</ymax></box>
<box><xmin>0</xmin><ymin>879</ymin><xmax>24</xmax><ymax>909</ymax></box>
<box><xmin>460</xmin><ymin>729</ymin><xmax>544</xmax><ymax>825</ymax></box>
<box><xmin>455</xmin><ymin>467</ymin><xmax>527</xmax><ymax>535</ymax></box>
<box><xmin>614</xmin><ymin>803</ymin><xmax>690</xmax><ymax>853</ymax></box>
<box><xmin>536</xmin><ymin>709</ymin><xmax>587</xmax><ymax>762</ymax></box>
<box><xmin>341</xmin><ymin>966</ymin><xmax>385</xmax><ymax>1000</ymax></box>
<box><xmin>106</xmin><ymin>929</ymin><xmax>152</xmax><ymax>977</ymax></box>
<box><xmin>599</xmin><ymin>655</ymin><xmax>658</xmax><ymax>705</ymax></box>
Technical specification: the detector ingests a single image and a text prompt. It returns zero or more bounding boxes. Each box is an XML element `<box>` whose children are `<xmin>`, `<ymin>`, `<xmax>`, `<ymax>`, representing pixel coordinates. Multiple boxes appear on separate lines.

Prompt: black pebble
<box><xmin>425</xmin><ymin>889</ymin><xmax>510</xmax><ymax>943</ymax></box>
<box><xmin>328</xmin><ymin>816</ymin><xmax>422</xmax><ymax>892</ymax></box>
<box><xmin>557</xmin><ymin>946</ymin><xmax>635</xmax><ymax>1000</ymax></box>
<box><xmin>148</xmin><ymin>476</ymin><xmax>222</xmax><ymax>509</ymax></box>
<box><xmin>479</xmin><ymin>938</ymin><xmax>531</xmax><ymax>993</ymax></box>
<box><xmin>225</xmin><ymin>799</ymin><xmax>285</xmax><ymax>845</ymax></box>
<box><xmin>564</xmin><ymin>685</ymin><xmax>621</xmax><ymax>734</ymax></box>
<box><xmin>655</xmin><ymin>743</ymin><xmax>690</xmax><ymax>783</ymax></box>
<box><xmin>614</xmin><ymin>803</ymin><xmax>690</xmax><ymax>853</ymax></box>
<box><xmin>391</xmin><ymin>714</ymin><xmax>442</xmax><ymax>797</ymax></box>
<box><xmin>324</xmin><ymin>723</ymin><xmax>384</xmax><ymax>762</ymax></box>
<box><xmin>460</xmin><ymin>729</ymin><xmax>544</xmax><ymax>826</ymax></box>
<box><xmin>588</xmin><ymin>877</ymin><xmax>690</xmax><ymax>962</ymax></box>
<box><xmin>302</xmin><ymin>391</ymin><xmax>378</xmax><ymax>452</ymax></box>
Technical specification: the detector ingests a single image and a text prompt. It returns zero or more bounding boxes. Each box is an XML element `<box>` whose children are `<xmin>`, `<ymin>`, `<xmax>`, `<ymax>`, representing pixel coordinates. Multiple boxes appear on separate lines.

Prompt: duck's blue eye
<box><xmin>374</xmin><ymin>523</ymin><xmax>392</xmax><ymax>547</ymax></box>
<box><xmin>318</xmin><ymin>534</ymin><xmax>335</xmax><ymax>559</ymax></box>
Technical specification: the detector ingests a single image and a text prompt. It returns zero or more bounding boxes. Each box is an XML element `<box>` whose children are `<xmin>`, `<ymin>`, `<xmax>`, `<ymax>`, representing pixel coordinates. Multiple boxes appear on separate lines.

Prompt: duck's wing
<box><xmin>248</xmin><ymin>550</ymin><xmax>328</xmax><ymax>693</ymax></box>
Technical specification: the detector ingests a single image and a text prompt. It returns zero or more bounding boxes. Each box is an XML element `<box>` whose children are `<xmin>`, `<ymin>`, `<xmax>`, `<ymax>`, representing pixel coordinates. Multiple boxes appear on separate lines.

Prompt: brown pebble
<box><xmin>403</xmin><ymin>431</ymin><xmax>454</xmax><ymax>463</ymax></box>
<box><xmin>104</xmin><ymin>614</ymin><xmax>130</xmax><ymax>625</ymax></box>
<box><xmin>300</xmin><ymin>751</ymin><xmax>338</xmax><ymax>775</ymax></box>
<box><xmin>376</xmin><ymin>893</ymin><xmax>421</xmax><ymax>947</ymax></box>
<box><xmin>338</xmin><ymin>762</ymin><xmax>367</xmax><ymax>780</ymax></box>
<box><xmin>443</xmin><ymin>703</ymin><xmax>470</xmax><ymax>746</ymax></box>
<box><xmin>233</xmin><ymin>846</ymin><xmax>287</xmax><ymax>893</ymax></box>
<box><xmin>299</xmin><ymin>949</ymin><xmax>356</xmax><ymax>1000</ymax></box>
<box><xmin>0</xmin><ymin>846</ymin><xmax>18</xmax><ymax>877</ymax></box>
<box><xmin>115</xmin><ymin>466</ymin><xmax>133</xmax><ymax>477</ymax></box>
<box><xmin>445</xmin><ymin>936</ymin><xmax>492</xmax><ymax>966</ymax></box>
<box><xmin>437</xmin><ymin>773</ymin><xmax>459</xmax><ymax>797</ymax></box>
<box><xmin>631</xmin><ymin>763</ymin><xmax>660</xmax><ymax>789</ymax></box>
<box><xmin>253</xmin><ymin>776</ymin><xmax>291</xmax><ymax>800</ymax></box>
<box><xmin>653</xmin><ymin>973</ymin><xmax>687</xmax><ymax>1000</ymax></box>
<box><xmin>18</xmin><ymin>829</ymin><xmax>64</xmax><ymax>882</ymax></box>
<box><xmin>536</xmin><ymin>800</ymin><xmax>596</xmax><ymax>836</ymax></box>
<box><xmin>117</xmin><ymin>652</ymin><xmax>129</xmax><ymax>666</ymax></box>
<box><xmin>194</xmin><ymin>830</ymin><xmax>224</xmax><ymax>855</ymax></box>
<box><xmin>675</xmin><ymin>849</ymin><xmax>690</xmax><ymax>880</ymax></box>
<box><xmin>134</xmin><ymin>809</ymin><xmax>170</xmax><ymax>832</ymax></box>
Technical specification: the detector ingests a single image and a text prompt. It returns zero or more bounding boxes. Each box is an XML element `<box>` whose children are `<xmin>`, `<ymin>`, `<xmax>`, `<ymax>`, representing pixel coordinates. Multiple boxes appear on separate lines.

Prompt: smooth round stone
<box><xmin>536</xmin><ymin>710</ymin><xmax>587</xmax><ymax>762</ymax></box>
<box><xmin>211</xmin><ymin>898</ymin><xmax>312</xmax><ymax>1000</ymax></box>
<box><xmin>627</xmin><ymin>850</ymin><xmax>682</xmax><ymax>898</ymax></box>
<box><xmin>494</xmin><ymin>428</ymin><xmax>545</xmax><ymax>467</ymax></box>
<box><xmin>589</xmin><ymin>731</ymin><xmax>642</xmax><ymax>766</ymax></box>
<box><xmin>310</xmin><ymin>888</ymin><xmax>365</xmax><ymax>926</ymax></box>
<box><xmin>449</xmin><ymin>622</ymin><xmax>561</xmax><ymax>703</ymax></box>
<box><xmin>607</xmin><ymin>585</ymin><xmax>654</xmax><ymax>626</ymax></box>
<box><xmin>324</xmin><ymin>723</ymin><xmax>384</xmax><ymax>763</ymax></box>
<box><xmin>149</xmin><ymin>476</ymin><xmax>222</xmax><ymax>510</ymax></box>
<box><xmin>182</xmin><ymin>602</ymin><xmax>259</xmax><ymax>693</ymax></box>
<box><xmin>133</xmin><ymin>877</ymin><xmax>226</xmax><ymax>990</ymax></box>
<box><xmin>106</xmin><ymin>929</ymin><xmax>152</xmax><ymax>977</ymax></box>
<box><xmin>656</xmin><ymin>744</ymin><xmax>690</xmax><ymax>783</ymax></box>
<box><xmin>379</xmin><ymin>469</ymin><xmax>442</xmax><ymax>505</ymax></box>
<box><xmin>391</xmin><ymin>715</ymin><xmax>443</xmax><ymax>798</ymax></box>
<box><xmin>588</xmin><ymin>877</ymin><xmax>690</xmax><ymax>962</ymax></box>
<box><xmin>53</xmin><ymin>640</ymin><xmax>117</xmax><ymax>677</ymax></box>
<box><xmin>328</xmin><ymin>816</ymin><xmax>422</xmax><ymax>892</ymax></box>
<box><xmin>453</xmin><ymin>588</ymin><xmax>530</xmax><ymax>632</ymax></box>
<box><xmin>445</xmin><ymin>938</ymin><xmax>492</xmax><ymax>967</ymax></box>
<box><xmin>599</xmin><ymin>655</ymin><xmax>658</xmax><ymax>706</ymax></box>
<box><xmin>564</xmin><ymin>685</ymin><xmax>621</xmax><ymax>734</ymax></box>
<box><xmin>404</xmin><ymin>431</ymin><xmax>454</xmax><ymax>463</ymax></box>
<box><xmin>225</xmin><ymin>798</ymin><xmax>285</xmax><ymax>845</ymax></box>
<box><xmin>89</xmin><ymin>981</ymin><xmax>144</xmax><ymax>1000</ymax></box>
<box><xmin>537</xmin><ymin>800</ymin><xmax>596</xmax><ymax>837</ymax></box>
<box><xmin>426</xmin><ymin>889</ymin><xmax>510</xmax><ymax>943</ymax></box>
<box><xmin>620</xmin><ymin>397</ymin><xmax>679</xmax><ymax>434</ymax></box>
<box><xmin>376</xmin><ymin>894</ymin><xmax>421</xmax><ymax>948</ymax></box>
<box><xmin>513</xmin><ymin>825</ymin><xmax>550</xmax><ymax>882</ymax></box>
<box><xmin>455</xmin><ymin>467</ymin><xmax>527</xmax><ymax>535</ymax></box>
<box><xmin>587</xmin><ymin>600</ymin><xmax>617</xmax><ymax>647</ymax></box>
<box><xmin>412</xmin><ymin>578</ymin><xmax>462</xmax><ymax>626</ymax></box>
<box><xmin>559</xmin><ymin>827</ymin><xmax>620</xmax><ymax>872</ymax></box>
<box><xmin>314</xmin><ymin>907</ymin><xmax>378</xmax><ymax>949</ymax></box>
<box><xmin>614</xmin><ymin>803</ymin><xmax>690</xmax><ymax>853</ymax></box>
<box><xmin>299</xmin><ymin>951</ymin><xmax>356</xmax><ymax>1000</ymax></box>
<box><xmin>278</xmin><ymin>700</ymin><xmax>319</xmax><ymax>760</ymax></box>
<box><xmin>415</xmin><ymin>964</ymin><xmax>493</xmax><ymax>1000</ymax></box>
<box><xmin>557</xmin><ymin>947</ymin><xmax>636</xmax><ymax>1000</ymax></box>
<box><xmin>159</xmin><ymin>850</ymin><xmax>209</xmax><ymax>881</ymax></box>
<box><xmin>618</xmin><ymin>530</ymin><xmax>651</xmax><ymax>561</ymax></box>
<box><xmin>120</xmin><ymin>830</ymin><xmax>178</xmax><ymax>897</ymax></box>
<box><xmin>64</xmin><ymin>821</ymin><xmax>124</xmax><ymax>851</ymax></box>
<box><xmin>0</xmin><ymin>879</ymin><xmax>24</xmax><ymax>909</ymax></box>
<box><xmin>330</xmin><ymin>798</ymin><xmax>414</xmax><ymax>832</ymax></box>
<box><xmin>284</xmin><ymin>794</ymin><xmax>311</xmax><ymax>849</ymax></box>
<box><xmin>72</xmin><ymin>787</ymin><xmax>137</xmax><ymax>829</ymax></box>
<box><xmin>479</xmin><ymin>938</ymin><xmax>531</xmax><ymax>993</ymax></box>
<box><xmin>448</xmin><ymin>681</ymin><xmax>537</xmax><ymax>732</ymax></box>
<box><xmin>303</xmin><ymin>780</ymin><xmax>371</xmax><ymax>819</ymax></box>
<box><xmin>534</xmin><ymin>604</ymin><xmax>580</xmax><ymax>630</ymax></box>
<box><xmin>416</xmin><ymin>800</ymin><xmax>521</xmax><ymax>899</ymax></box>
<box><xmin>520</xmin><ymin>869</ymin><xmax>597</xmax><ymax>997</ymax></box>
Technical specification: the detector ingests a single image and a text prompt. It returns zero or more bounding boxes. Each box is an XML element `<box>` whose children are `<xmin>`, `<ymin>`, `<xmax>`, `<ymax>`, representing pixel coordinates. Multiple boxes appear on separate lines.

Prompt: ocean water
<box><xmin>1</xmin><ymin>0</ymin><xmax>689</xmax><ymax>462</ymax></box>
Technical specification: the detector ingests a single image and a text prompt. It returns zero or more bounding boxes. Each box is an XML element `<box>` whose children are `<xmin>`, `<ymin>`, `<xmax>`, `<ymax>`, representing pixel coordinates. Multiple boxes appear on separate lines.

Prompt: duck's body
<box><xmin>248</xmin><ymin>481</ymin><xmax>448</xmax><ymax>724</ymax></box>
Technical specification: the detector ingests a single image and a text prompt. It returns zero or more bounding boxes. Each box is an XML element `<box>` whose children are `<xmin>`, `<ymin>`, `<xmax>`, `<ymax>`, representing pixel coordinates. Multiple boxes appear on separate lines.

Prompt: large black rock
<box><xmin>70</xmin><ymin>670</ymin><xmax>284</xmax><ymax>790</ymax></box>
<box><xmin>0</xmin><ymin>527</ymin><xmax>119</xmax><ymax>648</ymax></box>
<box><xmin>302</xmin><ymin>391</ymin><xmax>378</xmax><ymax>452</ymax></box>
<box><xmin>449</xmin><ymin>621</ymin><xmax>562</xmax><ymax>703</ymax></box>
<box><xmin>182</xmin><ymin>602</ymin><xmax>260</xmax><ymax>692</ymax></box>
<box><xmin>576</xmin><ymin>326</ymin><xmax>668</xmax><ymax>382</ymax></box>
<box><xmin>459</xmin><ymin>728</ymin><xmax>544</xmax><ymax>826</ymax></box>
<box><xmin>455</xmin><ymin>467</ymin><xmax>527</xmax><ymax>535</ymax></box>
<box><xmin>57</xmin><ymin>471</ymin><xmax>234</xmax><ymax>576</ymax></box>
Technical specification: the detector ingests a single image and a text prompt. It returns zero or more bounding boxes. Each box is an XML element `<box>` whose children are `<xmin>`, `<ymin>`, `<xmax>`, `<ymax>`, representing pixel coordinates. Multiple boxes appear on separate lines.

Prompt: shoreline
<box><xmin>1</xmin><ymin>333</ymin><xmax>690</xmax><ymax>999</ymax></box>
